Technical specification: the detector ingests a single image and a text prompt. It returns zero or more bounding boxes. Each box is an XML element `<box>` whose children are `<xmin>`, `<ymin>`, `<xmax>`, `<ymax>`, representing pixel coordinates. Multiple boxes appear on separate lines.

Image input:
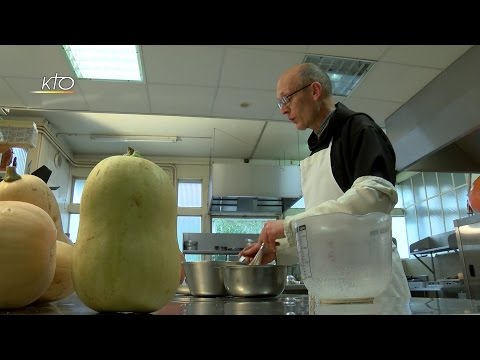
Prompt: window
<box><xmin>68</xmin><ymin>214</ymin><xmax>80</xmax><ymax>243</ymax></box>
<box><xmin>177</xmin><ymin>179</ymin><xmax>203</xmax><ymax>261</ymax></box>
<box><xmin>211</xmin><ymin>217</ymin><xmax>274</xmax><ymax>234</ymax></box>
<box><xmin>392</xmin><ymin>215</ymin><xmax>409</xmax><ymax>259</ymax></box>
<box><xmin>67</xmin><ymin>178</ymin><xmax>86</xmax><ymax>243</ymax></box>
<box><xmin>0</xmin><ymin>147</ymin><xmax>27</xmax><ymax>176</ymax></box>
<box><xmin>177</xmin><ymin>180</ymin><xmax>202</xmax><ymax>207</ymax></box>
<box><xmin>177</xmin><ymin>216</ymin><xmax>202</xmax><ymax>262</ymax></box>
<box><xmin>291</xmin><ymin>197</ymin><xmax>305</xmax><ymax>209</ymax></box>
<box><xmin>12</xmin><ymin>147</ymin><xmax>28</xmax><ymax>174</ymax></box>
<box><xmin>72</xmin><ymin>179</ymin><xmax>86</xmax><ymax>204</ymax></box>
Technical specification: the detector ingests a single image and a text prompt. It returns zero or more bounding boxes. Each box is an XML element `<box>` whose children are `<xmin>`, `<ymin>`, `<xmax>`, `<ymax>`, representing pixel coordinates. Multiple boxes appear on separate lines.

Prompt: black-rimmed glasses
<box><xmin>277</xmin><ymin>82</ymin><xmax>313</xmax><ymax>109</ymax></box>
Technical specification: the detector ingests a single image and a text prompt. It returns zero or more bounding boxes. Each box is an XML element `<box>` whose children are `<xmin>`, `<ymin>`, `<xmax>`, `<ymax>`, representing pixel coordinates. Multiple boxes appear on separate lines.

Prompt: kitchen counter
<box><xmin>2</xmin><ymin>293</ymin><xmax>480</xmax><ymax>315</ymax></box>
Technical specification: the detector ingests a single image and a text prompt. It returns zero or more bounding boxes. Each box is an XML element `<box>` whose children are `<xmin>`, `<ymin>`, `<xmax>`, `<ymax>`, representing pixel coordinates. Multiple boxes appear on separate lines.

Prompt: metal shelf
<box><xmin>410</xmin><ymin>246</ymin><xmax>458</xmax><ymax>255</ymax></box>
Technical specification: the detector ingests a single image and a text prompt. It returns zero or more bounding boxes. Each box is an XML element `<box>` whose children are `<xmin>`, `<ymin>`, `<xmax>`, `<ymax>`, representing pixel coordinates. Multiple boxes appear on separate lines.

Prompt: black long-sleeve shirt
<box><xmin>307</xmin><ymin>102</ymin><xmax>397</xmax><ymax>191</ymax></box>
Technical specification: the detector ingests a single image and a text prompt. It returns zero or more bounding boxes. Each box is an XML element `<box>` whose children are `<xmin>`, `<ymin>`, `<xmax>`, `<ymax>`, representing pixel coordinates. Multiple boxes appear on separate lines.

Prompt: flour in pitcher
<box><xmin>304</xmin><ymin>266</ymin><xmax>390</xmax><ymax>300</ymax></box>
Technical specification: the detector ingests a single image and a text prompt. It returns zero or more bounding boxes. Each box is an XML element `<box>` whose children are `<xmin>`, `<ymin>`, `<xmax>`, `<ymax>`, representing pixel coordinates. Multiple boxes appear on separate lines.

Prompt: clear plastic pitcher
<box><xmin>295</xmin><ymin>212</ymin><xmax>393</xmax><ymax>303</ymax></box>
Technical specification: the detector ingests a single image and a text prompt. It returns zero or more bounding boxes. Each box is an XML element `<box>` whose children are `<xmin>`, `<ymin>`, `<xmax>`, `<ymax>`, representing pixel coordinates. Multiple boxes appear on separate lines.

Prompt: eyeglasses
<box><xmin>277</xmin><ymin>82</ymin><xmax>313</xmax><ymax>109</ymax></box>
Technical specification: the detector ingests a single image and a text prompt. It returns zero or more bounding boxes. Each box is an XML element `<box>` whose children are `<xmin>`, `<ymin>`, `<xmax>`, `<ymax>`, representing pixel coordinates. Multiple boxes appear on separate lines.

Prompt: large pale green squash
<box><xmin>72</xmin><ymin>148</ymin><xmax>180</xmax><ymax>313</ymax></box>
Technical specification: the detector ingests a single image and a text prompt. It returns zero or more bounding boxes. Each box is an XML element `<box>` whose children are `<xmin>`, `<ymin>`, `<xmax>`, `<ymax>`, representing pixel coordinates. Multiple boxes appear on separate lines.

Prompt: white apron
<box><xmin>298</xmin><ymin>140</ymin><xmax>410</xmax><ymax>300</ymax></box>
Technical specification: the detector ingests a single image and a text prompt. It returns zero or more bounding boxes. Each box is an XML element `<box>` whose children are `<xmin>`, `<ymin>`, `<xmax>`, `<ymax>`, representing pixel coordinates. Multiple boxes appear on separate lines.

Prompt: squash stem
<box><xmin>4</xmin><ymin>166</ymin><xmax>21</xmax><ymax>182</ymax></box>
<box><xmin>124</xmin><ymin>147</ymin><xmax>141</xmax><ymax>158</ymax></box>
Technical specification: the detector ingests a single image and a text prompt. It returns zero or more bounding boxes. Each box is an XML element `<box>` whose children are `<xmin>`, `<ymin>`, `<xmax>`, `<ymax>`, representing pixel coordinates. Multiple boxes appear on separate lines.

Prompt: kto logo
<box><xmin>31</xmin><ymin>73</ymin><xmax>75</xmax><ymax>94</ymax></box>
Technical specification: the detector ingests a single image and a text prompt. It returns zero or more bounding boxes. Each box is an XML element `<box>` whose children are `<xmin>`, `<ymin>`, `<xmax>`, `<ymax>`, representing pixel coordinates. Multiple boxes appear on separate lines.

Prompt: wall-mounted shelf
<box><xmin>409</xmin><ymin>231</ymin><xmax>460</xmax><ymax>280</ymax></box>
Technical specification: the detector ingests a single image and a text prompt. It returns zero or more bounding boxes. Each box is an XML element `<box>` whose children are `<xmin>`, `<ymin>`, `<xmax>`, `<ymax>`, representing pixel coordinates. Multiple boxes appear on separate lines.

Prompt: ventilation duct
<box><xmin>208</xmin><ymin>163</ymin><xmax>302</xmax><ymax>216</ymax></box>
<box><xmin>385</xmin><ymin>45</ymin><xmax>480</xmax><ymax>173</ymax></box>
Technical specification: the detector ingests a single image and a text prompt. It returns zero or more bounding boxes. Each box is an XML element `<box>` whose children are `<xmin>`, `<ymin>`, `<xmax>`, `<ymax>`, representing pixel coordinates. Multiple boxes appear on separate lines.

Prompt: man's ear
<box><xmin>312</xmin><ymin>81</ymin><xmax>323</xmax><ymax>99</ymax></box>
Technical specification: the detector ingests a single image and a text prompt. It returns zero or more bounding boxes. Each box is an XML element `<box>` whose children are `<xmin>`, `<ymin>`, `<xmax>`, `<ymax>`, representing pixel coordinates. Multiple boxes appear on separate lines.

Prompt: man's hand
<box><xmin>238</xmin><ymin>220</ymin><xmax>285</xmax><ymax>264</ymax></box>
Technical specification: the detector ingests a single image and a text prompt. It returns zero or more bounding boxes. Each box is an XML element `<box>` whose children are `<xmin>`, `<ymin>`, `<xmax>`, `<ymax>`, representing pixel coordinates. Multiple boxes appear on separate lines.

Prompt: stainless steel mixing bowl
<box><xmin>223</xmin><ymin>265</ymin><xmax>287</xmax><ymax>297</ymax></box>
<box><xmin>183</xmin><ymin>261</ymin><xmax>246</xmax><ymax>297</ymax></box>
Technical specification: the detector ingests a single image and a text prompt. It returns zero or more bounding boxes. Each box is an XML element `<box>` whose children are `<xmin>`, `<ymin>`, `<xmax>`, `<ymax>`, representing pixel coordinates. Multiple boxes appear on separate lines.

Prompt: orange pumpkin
<box><xmin>0</xmin><ymin>166</ymin><xmax>72</xmax><ymax>245</ymax></box>
<box><xmin>0</xmin><ymin>201</ymin><xmax>57</xmax><ymax>309</ymax></box>
<box><xmin>469</xmin><ymin>177</ymin><xmax>480</xmax><ymax>213</ymax></box>
<box><xmin>36</xmin><ymin>241</ymin><xmax>75</xmax><ymax>303</ymax></box>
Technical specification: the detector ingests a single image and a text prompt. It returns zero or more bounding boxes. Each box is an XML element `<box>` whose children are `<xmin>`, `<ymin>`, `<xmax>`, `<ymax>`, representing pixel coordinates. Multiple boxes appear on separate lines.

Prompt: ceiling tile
<box><xmin>220</xmin><ymin>48</ymin><xmax>304</xmax><ymax>90</ymax></box>
<box><xmin>0</xmin><ymin>45</ymin><xmax>72</xmax><ymax>78</ymax></box>
<box><xmin>6</xmin><ymin>108</ymin><xmax>266</xmax><ymax>159</ymax></box>
<box><xmin>66</xmin><ymin>137</ymin><xmax>214</xmax><ymax>158</ymax></box>
<box><xmin>142</xmin><ymin>45</ymin><xmax>224</xmax><ymax>86</ymax></box>
<box><xmin>342</xmin><ymin>97</ymin><xmax>404</xmax><ymax>127</ymax></box>
<box><xmin>148</xmin><ymin>84</ymin><xmax>215</xmax><ymax>116</ymax></box>
<box><xmin>5</xmin><ymin>77</ymin><xmax>89</xmax><ymax>111</ymax></box>
<box><xmin>352</xmin><ymin>62</ymin><xmax>442</xmax><ymax>103</ymax></box>
<box><xmin>306</xmin><ymin>45</ymin><xmax>390</xmax><ymax>60</ymax></box>
<box><xmin>0</xmin><ymin>77</ymin><xmax>26</xmax><ymax>107</ymax></box>
<box><xmin>78</xmin><ymin>80</ymin><xmax>150</xmax><ymax>113</ymax></box>
<box><xmin>210</xmin><ymin>129</ymin><xmax>257</xmax><ymax>159</ymax></box>
<box><xmin>381</xmin><ymin>45</ymin><xmax>473</xmax><ymax>69</ymax></box>
<box><xmin>212</xmin><ymin>88</ymin><xmax>277</xmax><ymax>119</ymax></box>
<box><xmin>253</xmin><ymin>122</ymin><xmax>311</xmax><ymax>161</ymax></box>
<box><xmin>0</xmin><ymin>45</ymin><xmax>474</xmax><ymax>161</ymax></box>
<box><xmin>208</xmin><ymin>119</ymin><xmax>266</xmax><ymax>158</ymax></box>
<box><xmin>228</xmin><ymin>45</ymin><xmax>309</xmax><ymax>52</ymax></box>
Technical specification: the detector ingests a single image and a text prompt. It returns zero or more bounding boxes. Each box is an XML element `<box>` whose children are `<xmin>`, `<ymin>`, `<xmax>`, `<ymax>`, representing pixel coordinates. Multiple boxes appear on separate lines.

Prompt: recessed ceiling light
<box><xmin>62</xmin><ymin>45</ymin><xmax>144</xmax><ymax>82</ymax></box>
<box><xmin>303</xmin><ymin>55</ymin><xmax>375</xmax><ymax>97</ymax></box>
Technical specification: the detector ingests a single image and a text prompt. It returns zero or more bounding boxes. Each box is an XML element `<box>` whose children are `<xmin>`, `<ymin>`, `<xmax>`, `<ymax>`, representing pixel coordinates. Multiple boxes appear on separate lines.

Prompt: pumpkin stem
<box><xmin>124</xmin><ymin>147</ymin><xmax>142</xmax><ymax>158</ymax></box>
<box><xmin>3</xmin><ymin>166</ymin><xmax>21</xmax><ymax>182</ymax></box>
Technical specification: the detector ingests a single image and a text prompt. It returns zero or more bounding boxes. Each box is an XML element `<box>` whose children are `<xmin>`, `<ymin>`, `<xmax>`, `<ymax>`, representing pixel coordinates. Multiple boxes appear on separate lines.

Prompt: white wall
<box><xmin>26</xmin><ymin>133</ymin><xmax>71</xmax><ymax>232</ymax></box>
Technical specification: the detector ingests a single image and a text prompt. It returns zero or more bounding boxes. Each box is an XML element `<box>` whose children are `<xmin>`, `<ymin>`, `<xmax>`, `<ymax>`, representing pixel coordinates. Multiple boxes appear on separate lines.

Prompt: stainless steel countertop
<box><xmin>2</xmin><ymin>293</ymin><xmax>480</xmax><ymax>315</ymax></box>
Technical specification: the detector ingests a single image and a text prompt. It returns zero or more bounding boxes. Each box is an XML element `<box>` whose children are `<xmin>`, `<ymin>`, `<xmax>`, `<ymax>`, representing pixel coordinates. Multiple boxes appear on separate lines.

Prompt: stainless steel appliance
<box><xmin>385</xmin><ymin>46</ymin><xmax>480</xmax><ymax>173</ymax></box>
<box><xmin>454</xmin><ymin>213</ymin><xmax>480</xmax><ymax>299</ymax></box>
<box><xmin>408</xmin><ymin>232</ymin><xmax>467</xmax><ymax>298</ymax></box>
<box><xmin>208</xmin><ymin>163</ymin><xmax>302</xmax><ymax>216</ymax></box>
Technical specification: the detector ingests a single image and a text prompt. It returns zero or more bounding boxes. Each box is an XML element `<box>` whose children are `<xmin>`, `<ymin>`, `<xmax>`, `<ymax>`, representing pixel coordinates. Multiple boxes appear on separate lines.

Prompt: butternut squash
<box><xmin>0</xmin><ymin>166</ymin><xmax>72</xmax><ymax>245</ymax></box>
<box><xmin>0</xmin><ymin>201</ymin><xmax>57</xmax><ymax>309</ymax></box>
<box><xmin>36</xmin><ymin>241</ymin><xmax>75</xmax><ymax>303</ymax></box>
<box><xmin>72</xmin><ymin>148</ymin><xmax>180</xmax><ymax>313</ymax></box>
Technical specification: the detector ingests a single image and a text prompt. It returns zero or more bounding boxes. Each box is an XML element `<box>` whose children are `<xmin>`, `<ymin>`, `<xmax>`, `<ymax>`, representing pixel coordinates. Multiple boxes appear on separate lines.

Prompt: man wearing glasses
<box><xmin>240</xmin><ymin>62</ymin><xmax>410</xmax><ymax>300</ymax></box>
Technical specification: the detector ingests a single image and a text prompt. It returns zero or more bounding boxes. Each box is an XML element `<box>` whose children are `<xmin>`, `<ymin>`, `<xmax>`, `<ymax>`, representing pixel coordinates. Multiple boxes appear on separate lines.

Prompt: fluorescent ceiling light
<box><xmin>90</xmin><ymin>135</ymin><xmax>178</xmax><ymax>143</ymax></box>
<box><xmin>303</xmin><ymin>55</ymin><xmax>375</xmax><ymax>97</ymax></box>
<box><xmin>63</xmin><ymin>45</ymin><xmax>144</xmax><ymax>82</ymax></box>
